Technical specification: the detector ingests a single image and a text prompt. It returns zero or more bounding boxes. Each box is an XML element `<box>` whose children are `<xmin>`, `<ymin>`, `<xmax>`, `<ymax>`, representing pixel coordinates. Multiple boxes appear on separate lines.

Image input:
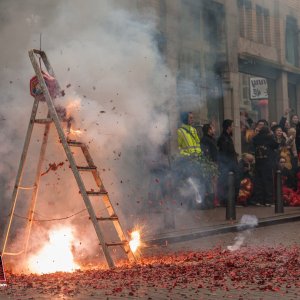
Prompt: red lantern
<box><xmin>30</xmin><ymin>71</ymin><xmax>59</xmax><ymax>101</ymax></box>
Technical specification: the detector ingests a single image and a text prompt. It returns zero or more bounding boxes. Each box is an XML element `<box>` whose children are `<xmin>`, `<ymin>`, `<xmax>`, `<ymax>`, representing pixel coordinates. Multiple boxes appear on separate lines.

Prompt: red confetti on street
<box><xmin>1</xmin><ymin>246</ymin><xmax>300</xmax><ymax>298</ymax></box>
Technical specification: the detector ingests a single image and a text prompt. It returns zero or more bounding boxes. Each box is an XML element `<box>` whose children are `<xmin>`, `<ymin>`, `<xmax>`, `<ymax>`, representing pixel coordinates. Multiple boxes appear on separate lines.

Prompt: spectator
<box><xmin>200</xmin><ymin>123</ymin><xmax>218</xmax><ymax>163</ymax></box>
<box><xmin>255</xmin><ymin>119</ymin><xmax>269</xmax><ymax>135</ymax></box>
<box><xmin>217</xmin><ymin>119</ymin><xmax>239</xmax><ymax>206</ymax></box>
<box><xmin>201</xmin><ymin>123</ymin><xmax>218</xmax><ymax>207</ymax></box>
<box><xmin>237</xmin><ymin>153</ymin><xmax>254</xmax><ymax>206</ymax></box>
<box><xmin>288</xmin><ymin>112</ymin><xmax>300</xmax><ymax>156</ymax></box>
<box><xmin>280</xmin><ymin>157</ymin><xmax>300</xmax><ymax>206</ymax></box>
<box><xmin>290</xmin><ymin>113</ymin><xmax>299</xmax><ymax>128</ymax></box>
<box><xmin>296</xmin><ymin>122</ymin><xmax>300</xmax><ymax>158</ymax></box>
<box><xmin>278</xmin><ymin>156</ymin><xmax>295</xmax><ymax>189</ymax></box>
<box><xmin>270</xmin><ymin>121</ymin><xmax>278</xmax><ymax>128</ymax></box>
<box><xmin>177</xmin><ymin>112</ymin><xmax>201</xmax><ymax>158</ymax></box>
<box><xmin>279</xmin><ymin>108</ymin><xmax>291</xmax><ymax>134</ymax></box>
<box><xmin>285</xmin><ymin>127</ymin><xmax>298</xmax><ymax>170</ymax></box>
<box><xmin>252</xmin><ymin>126</ymin><xmax>278</xmax><ymax>206</ymax></box>
<box><xmin>176</xmin><ymin>112</ymin><xmax>203</xmax><ymax>209</ymax></box>
<box><xmin>273</xmin><ymin>125</ymin><xmax>287</xmax><ymax>145</ymax></box>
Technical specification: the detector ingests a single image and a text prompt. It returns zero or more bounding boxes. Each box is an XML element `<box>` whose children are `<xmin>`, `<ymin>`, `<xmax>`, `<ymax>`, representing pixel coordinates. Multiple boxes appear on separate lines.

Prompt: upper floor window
<box><xmin>256</xmin><ymin>5</ymin><xmax>271</xmax><ymax>45</ymax></box>
<box><xmin>286</xmin><ymin>16</ymin><xmax>299</xmax><ymax>66</ymax></box>
<box><xmin>238</xmin><ymin>0</ymin><xmax>253</xmax><ymax>40</ymax></box>
<box><xmin>203</xmin><ymin>2</ymin><xmax>225</xmax><ymax>50</ymax></box>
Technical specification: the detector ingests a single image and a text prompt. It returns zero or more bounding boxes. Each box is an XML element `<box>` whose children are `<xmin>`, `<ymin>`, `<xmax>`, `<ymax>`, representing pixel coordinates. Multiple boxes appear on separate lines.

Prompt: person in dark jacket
<box><xmin>200</xmin><ymin>123</ymin><xmax>218</xmax><ymax>163</ymax></box>
<box><xmin>252</xmin><ymin>126</ymin><xmax>278</xmax><ymax>206</ymax></box>
<box><xmin>217</xmin><ymin>119</ymin><xmax>239</xmax><ymax>206</ymax></box>
<box><xmin>200</xmin><ymin>123</ymin><xmax>218</xmax><ymax>208</ymax></box>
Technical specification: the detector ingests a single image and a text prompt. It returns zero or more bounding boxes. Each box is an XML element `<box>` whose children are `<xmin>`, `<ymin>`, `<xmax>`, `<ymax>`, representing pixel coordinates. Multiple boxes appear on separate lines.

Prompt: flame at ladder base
<box><xmin>27</xmin><ymin>227</ymin><xmax>79</xmax><ymax>274</ymax></box>
<box><xmin>129</xmin><ymin>231</ymin><xmax>141</xmax><ymax>253</ymax></box>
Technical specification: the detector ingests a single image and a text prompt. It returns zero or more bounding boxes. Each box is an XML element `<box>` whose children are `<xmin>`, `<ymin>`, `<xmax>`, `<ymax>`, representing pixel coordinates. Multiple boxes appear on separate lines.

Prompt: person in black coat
<box><xmin>217</xmin><ymin>119</ymin><xmax>239</xmax><ymax>206</ymax></box>
<box><xmin>252</xmin><ymin>126</ymin><xmax>278</xmax><ymax>206</ymax></box>
<box><xmin>200</xmin><ymin>123</ymin><xmax>218</xmax><ymax>163</ymax></box>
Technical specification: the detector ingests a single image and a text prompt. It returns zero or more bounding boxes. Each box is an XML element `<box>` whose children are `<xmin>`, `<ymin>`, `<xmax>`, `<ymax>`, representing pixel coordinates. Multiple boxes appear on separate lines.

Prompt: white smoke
<box><xmin>227</xmin><ymin>215</ymin><xmax>258</xmax><ymax>252</ymax></box>
<box><xmin>187</xmin><ymin>177</ymin><xmax>202</xmax><ymax>204</ymax></box>
<box><xmin>0</xmin><ymin>0</ymin><xmax>175</xmax><ymax>264</ymax></box>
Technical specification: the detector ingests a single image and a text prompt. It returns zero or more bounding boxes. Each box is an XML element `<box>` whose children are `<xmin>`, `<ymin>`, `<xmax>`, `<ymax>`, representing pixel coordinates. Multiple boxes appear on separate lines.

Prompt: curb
<box><xmin>144</xmin><ymin>212</ymin><xmax>300</xmax><ymax>246</ymax></box>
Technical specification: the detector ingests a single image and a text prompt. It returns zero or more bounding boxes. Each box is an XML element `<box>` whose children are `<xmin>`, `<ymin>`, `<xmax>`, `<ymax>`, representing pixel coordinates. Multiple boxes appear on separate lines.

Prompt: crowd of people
<box><xmin>177</xmin><ymin>109</ymin><xmax>300</xmax><ymax>208</ymax></box>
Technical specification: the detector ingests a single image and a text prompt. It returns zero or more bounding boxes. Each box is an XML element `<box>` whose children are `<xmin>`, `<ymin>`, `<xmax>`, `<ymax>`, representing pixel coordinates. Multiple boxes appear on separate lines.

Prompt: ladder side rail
<box><xmin>29</xmin><ymin>50</ymin><xmax>115</xmax><ymax>269</ymax></box>
<box><xmin>24</xmin><ymin>115</ymin><xmax>51</xmax><ymax>256</ymax></box>
<box><xmin>0</xmin><ymin>99</ymin><xmax>40</xmax><ymax>255</ymax></box>
<box><xmin>80</xmin><ymin>145</ymin><xmax>136</xmax><ymax>262</ymax></box>
<box><xmin>32</xmin><ymin>50</ymin><xmax>58</xmax><ymax>85</ymax></box>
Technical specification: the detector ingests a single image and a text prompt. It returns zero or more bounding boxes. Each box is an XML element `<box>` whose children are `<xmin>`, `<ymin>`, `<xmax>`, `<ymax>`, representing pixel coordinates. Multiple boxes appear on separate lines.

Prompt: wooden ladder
<box><xmin>0</xmin><ymin>49</ymin><xmax>136</xmax><ymax>268</ymax></box>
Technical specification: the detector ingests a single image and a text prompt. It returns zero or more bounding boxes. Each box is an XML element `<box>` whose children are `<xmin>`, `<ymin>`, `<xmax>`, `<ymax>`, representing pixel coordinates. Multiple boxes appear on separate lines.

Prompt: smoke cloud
<box><xmin>0</xmin><ymin>0</ymin><xmax>175</xmax><ymax>267</ymax></box>
<box><xmin>227</xmin><ymin>215</ymin><xmax>258</xmax><ymax>252</ymax></box>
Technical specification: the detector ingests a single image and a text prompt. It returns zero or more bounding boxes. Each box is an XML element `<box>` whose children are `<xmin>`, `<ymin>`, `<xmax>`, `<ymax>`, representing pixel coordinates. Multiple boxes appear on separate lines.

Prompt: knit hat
<box><xmin>180</xmin><ymin>112</ymin><xmax>189</xmax><ymax>125</ymax></box>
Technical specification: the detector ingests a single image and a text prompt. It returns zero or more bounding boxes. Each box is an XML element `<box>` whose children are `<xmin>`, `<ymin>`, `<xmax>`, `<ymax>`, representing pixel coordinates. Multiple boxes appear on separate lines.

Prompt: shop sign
<box><xmin>249</xmin><ymin>77</ymin><xmax>268</xmax><ymax>100</ymax></box>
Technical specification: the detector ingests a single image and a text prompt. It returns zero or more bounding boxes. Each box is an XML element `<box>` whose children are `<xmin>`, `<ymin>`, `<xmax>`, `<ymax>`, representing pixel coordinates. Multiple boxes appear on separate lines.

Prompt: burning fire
<box><xmin>28</xmin><ymin>227</ymin><xmax>79</xmax><ymax>274</ymax></box>
<box><xmin>129</xmin><ymin>230</ymin><xmax>141</xmax><ymax>253</ymax></box>
<box><xmin>70</xmin><ymin>128</ymin><xmax>82</xmax><ymax>136</ymax></box>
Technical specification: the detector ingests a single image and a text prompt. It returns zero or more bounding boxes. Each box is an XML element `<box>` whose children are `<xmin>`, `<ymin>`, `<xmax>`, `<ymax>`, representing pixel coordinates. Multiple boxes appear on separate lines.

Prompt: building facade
<box><xmin>137</xmin><ymin>0</ymin><xmax>300</xmax><ymax>154</ymax></box>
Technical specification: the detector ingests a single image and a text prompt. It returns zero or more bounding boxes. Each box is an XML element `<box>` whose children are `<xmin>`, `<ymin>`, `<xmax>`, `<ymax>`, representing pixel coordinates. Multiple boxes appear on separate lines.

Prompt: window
<box><xmin>256</xmin><ymin>5</ymin><xmax>271</xmax><ymax>45</ymax></box>
<box><xmin>203</xmin><ymin>2</ymin><xmax>224</xmax><ymax>48</ymax></box>
<box><xmin>286</xmin><ymin>16</ymin><xmax>299</xmax><ymax>66</ymax></box>
<box><xmin>288</xmin><ymin>83</ymin><xmax>297</xmax><ymax>113</ymax></box>
<box><xmin>238</xmin><ymin>0</ymin><xmax>253</xmax><ymax>40</ymax></box>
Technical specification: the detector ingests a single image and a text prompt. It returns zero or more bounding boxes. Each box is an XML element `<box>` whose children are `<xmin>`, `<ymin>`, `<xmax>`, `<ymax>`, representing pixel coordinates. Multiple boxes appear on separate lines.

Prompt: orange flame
<box><xmin>27</xmin><ymin>227</ymin><xmax>79</xmax><ymax>274</ymax></box>
<box><xmin>70</xmin><ymin>128</ymin><xmax>82</xmax><ymax>136</ymax></box>
<box><xmin>129</xmin><ymin>230</ymin><xmax>141</xmax><ymax>253</ymax></box>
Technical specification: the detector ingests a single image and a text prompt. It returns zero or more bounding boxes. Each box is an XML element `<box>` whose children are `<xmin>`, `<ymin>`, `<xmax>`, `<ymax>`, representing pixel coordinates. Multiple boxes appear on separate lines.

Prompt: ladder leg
<box><xmin>0</xmin><ymin>99</ymin><xmax>40</xmax><ymax>256</ymax></box>
<box><xmin>24</xmin><ymin>115</ymin><xmax>51</xmax><ymax>256</ymax></box>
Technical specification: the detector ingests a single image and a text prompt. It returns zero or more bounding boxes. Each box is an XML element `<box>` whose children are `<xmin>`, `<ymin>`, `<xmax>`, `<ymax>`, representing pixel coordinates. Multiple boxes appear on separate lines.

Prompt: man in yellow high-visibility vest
<box><xmin>177</xmin><ymin>112</ymin><xmax>202</xmax><ymax>158</ymax></box>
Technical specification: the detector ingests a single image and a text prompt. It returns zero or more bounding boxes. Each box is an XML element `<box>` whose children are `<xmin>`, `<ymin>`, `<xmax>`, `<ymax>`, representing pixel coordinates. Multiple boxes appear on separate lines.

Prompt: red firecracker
<box><xmin>30</xmin><ymin>71</ymin><xmax>59</xmax><ymax>101</ymax></box>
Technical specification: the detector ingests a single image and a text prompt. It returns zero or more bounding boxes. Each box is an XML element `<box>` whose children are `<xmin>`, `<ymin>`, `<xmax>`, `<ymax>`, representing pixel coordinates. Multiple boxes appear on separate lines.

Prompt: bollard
<box><xmin>226</xmin><ymin>171</ymin><xmax>236</xmax><ymax>220</ymax></box>
<box><xmin>275</xmin><ymin>170</ymin><xmax>284</xmax><ymax>214</ymax></box>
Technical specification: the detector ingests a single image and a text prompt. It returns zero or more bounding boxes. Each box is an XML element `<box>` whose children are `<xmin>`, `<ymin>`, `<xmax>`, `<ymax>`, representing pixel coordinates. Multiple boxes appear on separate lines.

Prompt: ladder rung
<box><xmin>17</xmin><ymin>185</ymin><xmax>36</xmax><ymax>190</ymax></box>
<box><xmin>86</xmin><ymin>190</ymin><xmax>108</xmax><ymax>196</ymax></box>
<box><xmin>67</xmin><ymin>140</ymin><xmax>84</xmax><ymax>147</ymax></box>
<box><xmin>34</xmin><ymin>118</ymin><xmax>53</xmax><ymax>124</ymax></box>
<box><xmin>106</xmin><ymin>241</ymin><xmax>128</xmax><ymax>247</ymax></box>
<box><xmin>77</xmin><ymin>166</ymin><xmax>97</xmax><ymax>171</ymax></box>
<box><xmin>95</xmin><ymin>215</ymin><xmax>119</xmax><ymax>221</ymax></box>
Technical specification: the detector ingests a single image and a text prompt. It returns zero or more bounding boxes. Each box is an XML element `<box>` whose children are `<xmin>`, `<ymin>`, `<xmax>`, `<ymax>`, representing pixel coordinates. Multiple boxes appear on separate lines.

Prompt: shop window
<box><xmin>238</xmin><ymin>0</ymin><xmax>253</xmax><ymax>40</ymax></box>
<box><xmin>286</xmin><ymin>16</ymin><xmax>299</xmax><ymax>66</ymax></box>
<box><xmin>256</xmin><ymin>5</ymin><xmax>271</xmax><ymax>45</ymax></box>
